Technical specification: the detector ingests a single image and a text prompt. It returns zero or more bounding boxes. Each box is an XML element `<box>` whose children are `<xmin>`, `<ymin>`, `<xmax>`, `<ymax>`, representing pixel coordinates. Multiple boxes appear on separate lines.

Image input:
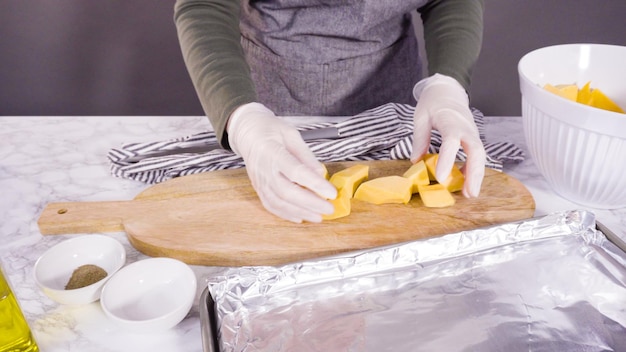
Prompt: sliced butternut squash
<box><xmin>322</xmin><ymin>187</ymin><xmax>351</xmax><ymax>220</ymax></box>
<box><xmin>576</xmin><ymin>81</ymin><xmax>593</xmax><ymax>105</ymax></box>
<box><xmin>328</xmin><ymin>164</ymin><xmax>369</xmax><ymax>198</ymax></box>
<box><xmin>544</xmin><ymin>83</ymin><xmax>579</xmax><ymax>102</ymax></box>
<box><xmin>588</xmin><ymin>88</ymin><xmax>625</xmax><ymax>113</ymax></box>
<box><xmin>354</xmin><ymin>176</ymin><xmax>412</xmax><ymax>205</ymax></box>
<box><xmin>422</xmin><ymin>154</ymin><xmax>465</xmax><ymax>193</ymax></box>
<box><xmin>545</xmin><ymin>81</ymin><xmax>625</xmax><ymax>114</ymax></box>
<box><xmin>417</xmin><ymin>183</ymin><xmax>456</xmax><ymax>208</ymax></box>
<box><xmin>402</xmin><ymin>160</ymin><xmax>430</xmax><ymax>194</ymax></box>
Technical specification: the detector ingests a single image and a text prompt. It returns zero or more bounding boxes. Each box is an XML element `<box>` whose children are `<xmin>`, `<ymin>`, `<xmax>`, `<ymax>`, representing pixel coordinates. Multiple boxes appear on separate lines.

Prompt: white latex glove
<box><xmin>227</xmin><ymin>102</ymin><xmax>337</xmax><ymax>223</ymax></box>
<box><xmin>411</xmin><ymin>73</ymin><xmax>486</xmax><ymax>198</ymax></box>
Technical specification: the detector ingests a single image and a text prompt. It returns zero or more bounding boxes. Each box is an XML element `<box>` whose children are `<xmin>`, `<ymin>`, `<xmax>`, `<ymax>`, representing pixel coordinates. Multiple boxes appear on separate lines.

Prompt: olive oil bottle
<box><xmin>0</xmin><ymin>266</ymin><xmax>39</xmax><ymax>352</ymax></box>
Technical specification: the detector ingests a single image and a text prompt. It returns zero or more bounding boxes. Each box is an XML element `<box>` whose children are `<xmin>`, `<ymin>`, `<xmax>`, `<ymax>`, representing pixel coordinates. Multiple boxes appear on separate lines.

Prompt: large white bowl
<box><xmin>33</xmin><ymin>235</ymin><xmax>126</xmax><ymax>305</ymax></box>
<box><xmin>518</xmin><ymin>43</ymin><xmax>626</xmax><ymax>209</ymax></box>
<box><xmin>100</xmin><ymin>257</ymin><xmax>197</xmax><ymax>333</ymax></box>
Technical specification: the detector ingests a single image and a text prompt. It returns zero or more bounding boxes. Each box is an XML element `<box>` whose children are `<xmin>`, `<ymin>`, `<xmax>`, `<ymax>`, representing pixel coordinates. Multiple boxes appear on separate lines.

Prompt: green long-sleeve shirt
<box><xmin>174</xmin><ymin>0</ymin><xmax>484</xmax><ymax>149</ymax></box>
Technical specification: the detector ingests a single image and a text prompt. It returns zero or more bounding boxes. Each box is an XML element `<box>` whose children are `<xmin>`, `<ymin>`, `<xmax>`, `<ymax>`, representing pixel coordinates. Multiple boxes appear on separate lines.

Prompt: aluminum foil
<box><xmin>206</xmin><ymin>210</ymin><xmax>626</xmax><ymax>351</ymax></box>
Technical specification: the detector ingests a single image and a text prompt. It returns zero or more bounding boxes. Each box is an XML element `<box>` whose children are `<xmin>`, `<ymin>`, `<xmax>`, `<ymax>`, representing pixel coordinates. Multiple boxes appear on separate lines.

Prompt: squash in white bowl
<box><xmin>518</xmin><ymin>43</ymin><xmax>626</xmax><ymax>209</ymax></box>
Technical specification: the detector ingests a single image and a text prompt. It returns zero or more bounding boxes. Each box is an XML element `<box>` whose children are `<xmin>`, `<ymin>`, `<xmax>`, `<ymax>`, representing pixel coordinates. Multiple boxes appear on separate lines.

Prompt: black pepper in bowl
<box><xmin>65</xmin><ymin>264</ymin><xmax>108</xmax><ymax>290</ymax></box>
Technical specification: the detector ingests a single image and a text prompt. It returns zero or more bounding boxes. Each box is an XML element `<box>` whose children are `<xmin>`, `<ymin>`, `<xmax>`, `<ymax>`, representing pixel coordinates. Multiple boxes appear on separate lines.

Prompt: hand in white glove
<box><xmin>411</xmin><ymin>73</ymin><xmax>486</xmax><ymax>198</ymax></box>
<box><xmin>227</xmin><ymin>102</ymin><xmax>337</xmax><ymax>223</ymax></box>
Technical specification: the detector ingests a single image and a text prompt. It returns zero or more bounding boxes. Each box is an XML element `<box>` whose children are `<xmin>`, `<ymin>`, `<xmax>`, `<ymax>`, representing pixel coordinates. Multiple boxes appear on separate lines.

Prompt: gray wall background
<box><xmin>1</xmin><ymin>1</ymin><xmax>625</xmax><ymax>117</ymax></box>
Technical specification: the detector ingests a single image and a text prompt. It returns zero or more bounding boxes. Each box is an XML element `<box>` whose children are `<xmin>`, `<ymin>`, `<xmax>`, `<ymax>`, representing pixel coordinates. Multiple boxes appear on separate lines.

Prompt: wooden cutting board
<box><xmin>37</xmin><ymin>160</ymin><xmax>535</xmax><ymax>266</ymax></box>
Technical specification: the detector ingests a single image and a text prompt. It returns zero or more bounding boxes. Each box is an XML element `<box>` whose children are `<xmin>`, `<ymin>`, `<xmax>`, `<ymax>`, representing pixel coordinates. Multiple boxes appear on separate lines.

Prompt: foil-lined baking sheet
<box><xmin>203</xmin><ymin>210</ymin><xmax>626</xmax><ymax>351</ymax></box>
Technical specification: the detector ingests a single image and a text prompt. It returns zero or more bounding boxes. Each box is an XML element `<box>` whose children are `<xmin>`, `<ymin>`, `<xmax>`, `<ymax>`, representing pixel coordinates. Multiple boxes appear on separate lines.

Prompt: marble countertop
<box><xmin>2</xmin><ymin>115</ymin><xmax>625</xmax><ymax>352</ymax></box>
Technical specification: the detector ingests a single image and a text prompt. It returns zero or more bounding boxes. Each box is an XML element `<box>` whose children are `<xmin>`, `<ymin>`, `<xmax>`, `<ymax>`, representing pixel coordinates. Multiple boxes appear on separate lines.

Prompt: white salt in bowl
<box><xmin>518</xmin><ymin>43</ymin><xmax>626</xmax><ymax>209</ymax></box>
<box><xmin>33</xmin><ymin>235</ymin><xmax>126</xmax><ymax>305</ymax></box>
<box><xmin>100</xmin><ymin>257</ymin><xmax>197</xmax><ymax>333</ymax></box>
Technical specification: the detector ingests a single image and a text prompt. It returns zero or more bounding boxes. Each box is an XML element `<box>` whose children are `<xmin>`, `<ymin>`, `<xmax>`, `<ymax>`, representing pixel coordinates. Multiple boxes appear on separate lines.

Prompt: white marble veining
<box><xmin>1</xmin><ymin>115</ymin><xmax>625</xmax><ymax>352</ymax></box>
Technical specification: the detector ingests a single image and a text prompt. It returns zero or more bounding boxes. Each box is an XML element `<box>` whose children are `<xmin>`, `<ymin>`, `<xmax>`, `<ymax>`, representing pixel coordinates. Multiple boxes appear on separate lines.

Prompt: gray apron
<box><xmin>239</xmin><ymin>0</ymin><xmax>428</xmax><ymax>116</ymax></box>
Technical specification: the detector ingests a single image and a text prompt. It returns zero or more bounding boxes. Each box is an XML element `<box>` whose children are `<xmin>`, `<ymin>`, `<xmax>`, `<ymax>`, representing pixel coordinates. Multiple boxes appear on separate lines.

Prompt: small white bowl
<box><xmin>33</xmin><ymin>235</ymin><xmax>126</xmax><ymax>305</ymax></box>
<box><xmin>100</xmin><ymin>257</ymin><xmax>197</xmax><ymax>333</ymax></box>
<box><xmin>518</xmin><ymin>43</ymin><xmax>626</xmax><ymax>208</ymax></box>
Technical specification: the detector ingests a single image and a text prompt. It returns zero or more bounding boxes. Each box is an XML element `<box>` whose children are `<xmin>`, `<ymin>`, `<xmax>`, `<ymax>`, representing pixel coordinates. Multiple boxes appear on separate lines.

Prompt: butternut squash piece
<box><xmin>322</xmin><ymin>187</ymin><xmax>351</xmax><ymax>220</ymax></box>
<box><xmin>577</xmin><ymin>81</ymin><xmax>624</xmax><ymax>113</ymax></box>
<box><xmin>402</xmin><ymin>160</ymin><xmax>430</xmax><ymax>194</ymax></box>
<box><xmin>576</xmin><ymin>81</ymin><xmax>593</xmax><ymax>105</ymax></box>
<box><xmin>422</xmin><ymin>154</ymin><xmax>465</xmax><ymax>193</ymax></box>
<box><xmin>417</xmin><ymin>183</ymin><xmax>456</xmax><ymax>208</ymax></box>
<box><xmin>328</xmin><ymin>164</ymin><xmax>369</xmax><ymax>198</ymax></box>
<box><xmin>588</xmin><ymin>88</ymin><xmax>625</xmax><ymax>113</ymax></box>
<box><xmin>354</xmin><ymin>176</ymin><xmax>412</xmax><ymax>205</ymax></box>
<box><xmin>543</xmin><ymin>83</ymin><xmax>578</xmax><ymax>102</ymax></box>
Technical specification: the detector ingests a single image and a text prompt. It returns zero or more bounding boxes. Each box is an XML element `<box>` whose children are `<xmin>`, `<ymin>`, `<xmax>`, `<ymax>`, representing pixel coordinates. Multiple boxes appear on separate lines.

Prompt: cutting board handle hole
<box><xmin>57</xmin><ymin>208</ymin><xmax>68</xmax><ymax>215</ymax></box>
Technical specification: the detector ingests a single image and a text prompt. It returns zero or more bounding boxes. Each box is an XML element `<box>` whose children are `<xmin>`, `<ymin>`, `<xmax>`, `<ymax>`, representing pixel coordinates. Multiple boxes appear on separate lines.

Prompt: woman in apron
<box><xmin>174</xmin><ymin>0</ymin><xmax>486</xmax><ymax>223</ymax></box>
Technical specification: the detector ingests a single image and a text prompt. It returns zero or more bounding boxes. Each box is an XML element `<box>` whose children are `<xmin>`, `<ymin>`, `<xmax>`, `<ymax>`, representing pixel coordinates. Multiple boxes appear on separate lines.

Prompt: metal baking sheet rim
<box><xmin>199</xmin><ymin>212</ymin><xmax>626</xmax><ymax>352</ymax></box>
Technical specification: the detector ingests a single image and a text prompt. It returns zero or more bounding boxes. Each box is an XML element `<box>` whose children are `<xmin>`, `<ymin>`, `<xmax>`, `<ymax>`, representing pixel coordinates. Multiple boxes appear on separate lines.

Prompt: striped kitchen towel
<box><xmin>108</xmin><ymin>103</ymin><xmax>525</xmax><ymax>184</ymax></box>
